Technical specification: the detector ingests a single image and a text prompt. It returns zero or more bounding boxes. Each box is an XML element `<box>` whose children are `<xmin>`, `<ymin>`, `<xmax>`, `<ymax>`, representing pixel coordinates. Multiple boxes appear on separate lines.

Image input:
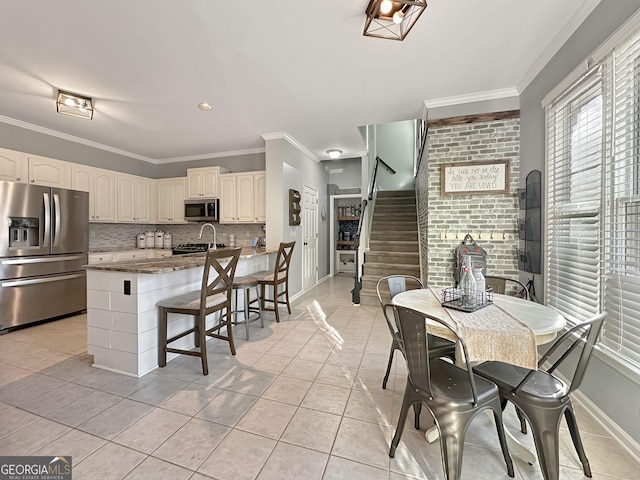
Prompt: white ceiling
<box><xmin>0</xmin><ymin>1</ymin><xmax>597</xmax><ymax>164</ymax></box>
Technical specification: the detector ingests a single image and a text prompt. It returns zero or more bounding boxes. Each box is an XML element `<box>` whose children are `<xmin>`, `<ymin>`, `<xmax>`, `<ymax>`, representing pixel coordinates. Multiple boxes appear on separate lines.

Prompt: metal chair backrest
<box><xmin>389</xmin><ymin>304</ymin><xmax>479</xmax><ymax>405</ymax></box>
<box><xmin>376</xmin><ymin>275</ymin><xmax>423</xmax><ymax>341</ymax></box>
<box><xmin>200</xmin><ymin>247</ymin><xmax>242</xmax><ymax>316</ymax></box>
<box><xmin>273</xmin><ymin>241</ymin><xmax>295</xmax><ymax>282</ymax></box>
<box><xmin>513</xmin><ymin>312</ymin><xmax>607</xmax><ymax>397</ymax></box>
<box><xmin>485</xmin><ymin>275</ymin><xmax>529</xmax><ymax>299</ymax></box>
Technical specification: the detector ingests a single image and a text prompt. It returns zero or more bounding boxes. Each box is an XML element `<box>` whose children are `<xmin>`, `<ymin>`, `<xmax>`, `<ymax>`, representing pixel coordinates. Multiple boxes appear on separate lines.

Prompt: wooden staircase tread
<box><xmin>365</xmin><ymin>262</ymin><xmax>420</xmax><ymax>268</ymax></box>
<box><xmin>367</xmin><ymin>251</ymin><xmax>418</xmax><ymax>256</ymax></box>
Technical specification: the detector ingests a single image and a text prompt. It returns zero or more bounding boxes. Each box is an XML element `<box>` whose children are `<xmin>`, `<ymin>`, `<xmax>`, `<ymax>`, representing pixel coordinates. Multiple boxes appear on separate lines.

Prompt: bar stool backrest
<box><xmin>200</xmin><ymin>247</ymin><xmax>242</xmax><ymax>318</ymax></box>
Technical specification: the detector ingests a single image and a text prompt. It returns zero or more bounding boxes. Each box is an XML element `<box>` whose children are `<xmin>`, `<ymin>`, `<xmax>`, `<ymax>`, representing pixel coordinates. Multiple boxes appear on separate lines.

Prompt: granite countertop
<box><xmin>84</xmin><ymin>247</ymin><xmax>276</xmax><ymax>273</ymax></box>
<box><xmin>89</xmin><ymin>247</ymin><xmax>169</xmax><ymax>253</ymax></box>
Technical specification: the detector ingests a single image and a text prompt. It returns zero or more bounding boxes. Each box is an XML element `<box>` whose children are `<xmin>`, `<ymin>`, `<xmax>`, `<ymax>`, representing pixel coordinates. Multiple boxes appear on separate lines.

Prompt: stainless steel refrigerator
<box><xmin>0</xmin><ymin>181</ymin><xmax>88</xmax><ymax>332</ymax></box>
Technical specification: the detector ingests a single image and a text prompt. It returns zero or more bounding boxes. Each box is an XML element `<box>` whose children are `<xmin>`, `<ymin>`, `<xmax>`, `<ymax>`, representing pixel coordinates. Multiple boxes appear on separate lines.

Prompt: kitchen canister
<box><xmin>145</xmin><ymin>231</ymin><xmax>155</xmax><ymax>248</ymax></box>
<box><xmin>137</xmin><ymin>233</ymin><xmax>146</xmax><ymax>249</ymax></box>
<box><xmin>163</xmin><ymin>232</ymin><xmax>172</xmax><ymax>249</ymax></box>
<box><xmin>154</xmin><ymin>230</ymin><xmax>164</xmax><ymax>248</ymax></box>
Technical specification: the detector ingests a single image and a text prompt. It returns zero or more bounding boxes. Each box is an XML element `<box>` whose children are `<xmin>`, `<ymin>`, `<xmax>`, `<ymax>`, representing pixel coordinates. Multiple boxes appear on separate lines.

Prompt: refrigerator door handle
<box><xmin>43</xmin><ymin>192</ymin><xmax>51</xmax><ymax>248</ymax></box>
<box><xmin>1</xmin><ymin>273</ymin><xmax>85</xmax><ymax>287</ymax></box>
<box><xmin>53</xmin><ymin>193</ymin><xmax>61</xmax><ymax>248</ymax></box>
<box><xmin>2</xmin><ymin>255</ymin><xmax>85</xmax><ymax>265</ymax></box>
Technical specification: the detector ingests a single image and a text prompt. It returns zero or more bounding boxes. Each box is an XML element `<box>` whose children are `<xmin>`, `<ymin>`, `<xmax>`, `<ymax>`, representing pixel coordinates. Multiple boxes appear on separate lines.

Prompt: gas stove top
<box><xmin>171</xmin><ymin>243</ymin><xmax>226</xmax><ymax>255</ymax></box>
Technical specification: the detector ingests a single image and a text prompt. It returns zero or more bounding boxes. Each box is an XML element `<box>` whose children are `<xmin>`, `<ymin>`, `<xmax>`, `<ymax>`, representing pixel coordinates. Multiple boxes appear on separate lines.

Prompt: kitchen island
<box><xmin>85</xmin><ymin>247</ymin><xmax>275</xmax><ymax>377</ymax></box>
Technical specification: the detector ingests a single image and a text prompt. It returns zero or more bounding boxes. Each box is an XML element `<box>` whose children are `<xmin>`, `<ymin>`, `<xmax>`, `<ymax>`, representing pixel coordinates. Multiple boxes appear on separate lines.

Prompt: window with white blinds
<box><xmin>546</xmin><ymin>77</ymin><xmax>602</xmax><ymax>325</ymax></box>
<box><xmin>601</xmin><ymin>32</ymin><xmax>640</xmax><ymax>368</ymax></box>
<box><xmin>546</xmin><ymin>28</ymin><xmax>640</xmax><ymax>372</ymax></box>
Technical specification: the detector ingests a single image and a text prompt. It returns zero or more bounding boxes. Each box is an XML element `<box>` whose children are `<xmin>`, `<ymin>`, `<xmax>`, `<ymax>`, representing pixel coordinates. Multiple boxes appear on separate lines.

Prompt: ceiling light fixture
<box><xmin>363</xmin><ymin>0</ymin><xmax>427</xmax><ymax>41</ymax></box>
<box><xmin>327</xmin><ymin>149</ymin><xmax>342</xmax><ymax>159</ymax></box>
<box><xmin>198</xmin><ymin>102</ymin><xmax>213</xmax><ymax>111</ymax></box>
<box><xmin>56</xmin><ymin>90</ymin><xmax>93</xmax><ymax>120</ymax></box>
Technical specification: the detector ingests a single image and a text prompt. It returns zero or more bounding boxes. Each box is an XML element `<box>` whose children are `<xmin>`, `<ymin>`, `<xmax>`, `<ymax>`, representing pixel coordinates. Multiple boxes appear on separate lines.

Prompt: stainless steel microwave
<box><xmin>184</xmin><ymin>198</ymin><xmax>219</xmax><ymax>222</ymax></box>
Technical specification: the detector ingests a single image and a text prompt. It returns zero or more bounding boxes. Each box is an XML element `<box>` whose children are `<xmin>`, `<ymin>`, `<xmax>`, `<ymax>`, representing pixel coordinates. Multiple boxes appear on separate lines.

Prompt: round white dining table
<box><xmin>392</xmin><ymin>289</ymin><xmax>565</xmax><ymax>346</ymax></box>
<box><xmin>391</xmin><ymin>289</ymin><xmax>566</xmax><ymax>464</ymax></box>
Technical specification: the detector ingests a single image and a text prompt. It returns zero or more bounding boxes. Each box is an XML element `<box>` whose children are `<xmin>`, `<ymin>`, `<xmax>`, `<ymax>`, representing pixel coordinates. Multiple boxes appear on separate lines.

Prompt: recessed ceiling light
<box><xmin>198</xmin><ymin>103</ymin><xmax>213</xmax><ymax>111</ymax></box>
<box><xmin>327</xmin><ymin>149</ymin><xmax>342</xmax><ymax>159</ymax></box>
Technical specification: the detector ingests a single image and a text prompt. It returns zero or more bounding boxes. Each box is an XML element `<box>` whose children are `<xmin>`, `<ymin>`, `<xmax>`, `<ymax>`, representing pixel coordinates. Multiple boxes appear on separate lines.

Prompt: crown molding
<box><xmin>261</xmin><ymin>132</ymin><xmax>319</xmax><ymax>162</ymax></box>
<box><xmin>154</xmin><ymin>147</ymin><xmax>266</xmax><ymax>164</ymax></box>
<box><xmin>0</xmin><ymin>114</ymin><xmax>267</xmax><ymax>165</ymax></box>
<box><xmin>424</xmin><ymin>88</ymin><xmax>519</xmax><ymax>109</ymax></box>
<box><xmin>517</xmin><ymin>0</ymin><xmax>601</xmax><ymax>93</ymax></box>
<box><xmin>0</xmin><ymin>114</ymin><xmax>154</xmax><ymax>163</ymax></box>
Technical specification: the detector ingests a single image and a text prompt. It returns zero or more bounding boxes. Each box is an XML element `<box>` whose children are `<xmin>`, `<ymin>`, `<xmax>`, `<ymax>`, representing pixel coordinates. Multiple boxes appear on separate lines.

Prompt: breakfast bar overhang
<box><xmin>84</xmin><ymin>248</ymin><xmax>275</xmax><ymax>377</ymax></box>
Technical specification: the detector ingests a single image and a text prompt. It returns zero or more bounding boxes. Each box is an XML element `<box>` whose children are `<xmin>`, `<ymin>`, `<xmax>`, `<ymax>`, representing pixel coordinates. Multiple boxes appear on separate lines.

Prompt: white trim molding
<box><xmin>154</xmin><ymin>147</ymin><xmax>266</xmax><ymax>164</ymax></box>
<box><xmin>261</xmin><ymin>132</ymin><xmax>319</xmax><ymax>162</ymax></box>
<box><xmin>424</xmin><ymin>88</ymin><xmax>519</xmax><ymax>109</ymax></box>
<box><xmin>541</xmin><ymin>5</ymin><xmax>640</xmax><ymax>107</ymax></box>
<box><xmin>0</xmin><ymin>113</ymin><xmax>267</xmax><ymax>165</ymax></box>
<box><xmin>0</xmin><ymin>114</ymin><xmax>153</xmax><ymax>163</ymax></box>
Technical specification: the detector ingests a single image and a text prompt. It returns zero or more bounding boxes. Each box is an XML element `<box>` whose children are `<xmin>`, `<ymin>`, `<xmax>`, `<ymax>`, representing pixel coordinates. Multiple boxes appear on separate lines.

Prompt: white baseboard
<box><xmin>572</xmin><ymin>389</ymin><xmax>640</xmax><ymax>463</ymax></box>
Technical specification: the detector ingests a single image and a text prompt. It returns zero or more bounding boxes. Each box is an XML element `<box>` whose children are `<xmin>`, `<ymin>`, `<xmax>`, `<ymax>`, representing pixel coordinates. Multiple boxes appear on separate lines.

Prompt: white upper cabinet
<box><xmin>186</xmin><ymin>166</ymin><xmax>229</xmax><ymax>199</ymax></box>
<box><xmin>219</xmin><ymin>175</ymin><xmax>237</xmax><ymax>223</ymax></box>
<box><xmin>236</xmin><ymin>173</ymin><xmax>255</xmax><ymax>223</ymax></box>
<box><xmin>254</xmin><ymin>171</ymin><xmax>266</xmax><ymax>223</ymax></box>
<box><xmin>157</xmin><ymin>177</ymin><xmax>186</xmax><ymax>223</ymax></box>
<box><xmin>117</xmin><ymin>174</ymin><xmax>153</xmax><ymax>223</ymax></box>
<box><xmin>0</xmin><ymin>148</ymin><xmax>27</xmax><ymax>183</ymax></box>
<box><xmin>219</xmin><ymin>171</ymin><xmax>265</xmax><ymax>224</ymax></box>
<box><xmin>27</xmin><ymin>154</ymin><xmax>71</xmax><ymax>188</ymax></box>
<box><xmin>71</xmin><ymin>165</ymin><xmax>116</xmax><ymax>222</ymax></box>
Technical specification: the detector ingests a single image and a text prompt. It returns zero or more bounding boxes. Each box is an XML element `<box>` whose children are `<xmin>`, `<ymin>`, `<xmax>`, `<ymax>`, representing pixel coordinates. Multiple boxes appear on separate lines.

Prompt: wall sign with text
<box><xmin>440</xmin><ymin>160</ymin><xmax>510</xmax><ymax>195</ymax></box>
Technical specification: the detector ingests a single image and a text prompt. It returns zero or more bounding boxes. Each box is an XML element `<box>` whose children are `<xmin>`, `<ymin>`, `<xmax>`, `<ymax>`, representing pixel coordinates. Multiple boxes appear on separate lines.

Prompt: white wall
<box><xmin>374</xmin><ymin>120</ymin><xmax>416</xmax><ymax>192</ymax></box>
<box><xmin>264</xmin><ymin>136</ymin><xmax>330</xmax><ymax>297</ymax></box>
<box><xmin>519</xmin><ymin>0</ymin><xmax>640</xmax><ymax>445</ymax></box>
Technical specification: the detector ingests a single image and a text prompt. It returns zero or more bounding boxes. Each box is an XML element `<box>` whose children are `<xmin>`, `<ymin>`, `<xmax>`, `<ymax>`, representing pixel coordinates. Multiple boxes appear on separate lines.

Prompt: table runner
<box><xmin>430</xmin><ymin>288</ymin><xmax>537</xmax><ymax>370</ymax></box>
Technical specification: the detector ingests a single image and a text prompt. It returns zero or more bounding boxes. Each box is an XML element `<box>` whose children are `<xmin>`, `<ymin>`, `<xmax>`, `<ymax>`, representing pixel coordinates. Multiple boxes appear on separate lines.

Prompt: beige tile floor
<box><xmin>0</xmin><ymin>275</ymin><xmax>638</xmax><ymax>479</ymax></box>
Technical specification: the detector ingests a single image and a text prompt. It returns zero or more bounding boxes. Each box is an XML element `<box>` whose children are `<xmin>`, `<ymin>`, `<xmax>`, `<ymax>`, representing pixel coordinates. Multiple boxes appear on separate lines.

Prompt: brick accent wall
<box><xmin>416</xmin><ymin>118</ymin><xmax>520</xmax><ymax>288</ymax></box>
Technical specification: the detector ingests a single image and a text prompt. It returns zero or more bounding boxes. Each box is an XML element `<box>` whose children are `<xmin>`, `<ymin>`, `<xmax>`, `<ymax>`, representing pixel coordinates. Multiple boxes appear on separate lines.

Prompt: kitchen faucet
<box><xmin>198</xmin><ymin>223</ymin><xmax>217</xmax><ymax>249</ymax></box>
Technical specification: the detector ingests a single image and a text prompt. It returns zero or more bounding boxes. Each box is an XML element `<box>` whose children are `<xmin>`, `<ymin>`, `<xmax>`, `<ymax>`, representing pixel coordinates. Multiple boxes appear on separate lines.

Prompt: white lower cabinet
<box><xmin>88</xmin><ymin>249</ymin><xmax>172</xmax><ymax>264</ymax></box>
<box><xmin>88</xmin><ymin>253</ymin><xmax>116</xmax><ymax>264</ymax></box>
<box><xmin>115</xmin><ymin>250</ymin><xmax>146</xmax><ymax>261</ymax></box>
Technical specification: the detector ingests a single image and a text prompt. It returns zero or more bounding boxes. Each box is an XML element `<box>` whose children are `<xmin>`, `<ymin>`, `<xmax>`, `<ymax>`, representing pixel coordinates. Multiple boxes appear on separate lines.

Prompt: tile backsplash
<box><xmin>89</xmin><ymin>223</ymin><xmax>266</xmax><ymax>249</ymax></box>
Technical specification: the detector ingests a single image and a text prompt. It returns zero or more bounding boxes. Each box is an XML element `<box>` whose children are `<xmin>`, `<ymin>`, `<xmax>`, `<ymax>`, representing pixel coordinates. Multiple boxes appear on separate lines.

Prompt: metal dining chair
<box><xmin>474</xmin><ymin>312</ymin><xmax>607</xmax><ymax>480</ymax></box>
<box><xmin>388</xmin><ymin>304</ymin><xmax>514</xmax><ymax>480</ymax></box>
<box><xmin>376</xmin><ymin>275</ymin><xmax>456</xmax><ymax>391</ymax></box>
<box><xmin>485</xmin><ymin>275</ymin><xmax>529</xmax><ymax>299</ymax></box>
<box><xmin>158</xmin><ymin>247</ymin><xmax>242</xmax><ymax>375</ymax></box>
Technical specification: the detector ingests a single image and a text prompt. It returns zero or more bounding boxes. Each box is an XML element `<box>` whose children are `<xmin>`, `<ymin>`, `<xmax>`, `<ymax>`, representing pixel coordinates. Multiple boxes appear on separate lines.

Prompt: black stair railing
<box><xmin>351</xmin><ymin>199</ymin><xmax>368</xmax><ymax>305</ymax></box>
<box><xmin>352</xmin><ymin>156</ymin><xmax>396</xmax><ymax>305</ymax></box>
<box><xmin>368</xmin><ymin>156</ymin><xmax>396</xmax><ymax>201</ymax></box>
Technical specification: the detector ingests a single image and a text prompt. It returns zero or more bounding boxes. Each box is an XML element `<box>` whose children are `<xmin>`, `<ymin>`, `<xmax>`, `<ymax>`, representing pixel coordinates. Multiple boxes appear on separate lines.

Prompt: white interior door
<box><xmin>303</xmin><ymin>183</ymin><xmax>318</xmax><ymax>291</ymax></box>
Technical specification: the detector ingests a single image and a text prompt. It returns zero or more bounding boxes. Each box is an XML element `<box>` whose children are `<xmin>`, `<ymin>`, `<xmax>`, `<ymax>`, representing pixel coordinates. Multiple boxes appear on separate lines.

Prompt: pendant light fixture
<box><xmin>363</xmin><ymin>0</ymin><xmax>427</xmax><ymax>41</ymax></box>
<box><xmin>56</xmin><ymin>90</ymin><xmax>94</xmax><ymax>120</ymax></box>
